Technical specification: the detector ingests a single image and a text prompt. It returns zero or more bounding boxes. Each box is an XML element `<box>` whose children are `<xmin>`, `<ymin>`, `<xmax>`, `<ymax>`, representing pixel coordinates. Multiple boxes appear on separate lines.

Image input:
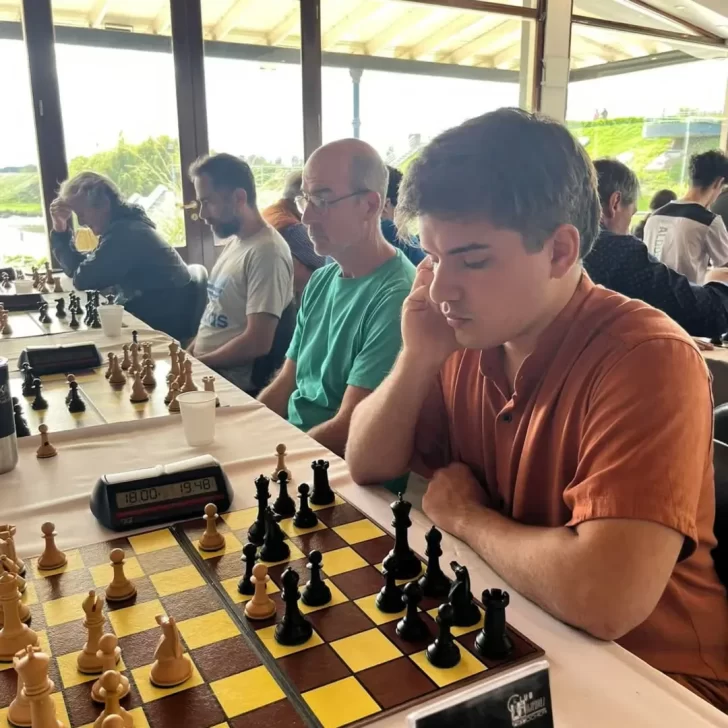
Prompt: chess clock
<box><xmin>18</xmin><ymin>343</ymin><xmax>102</xmax><ymax>375</ymax></box>
<box><xmin>90</xmin><ymin>455</ymin><xmax>234</xmax><ymax>530</ymax></box>
<box><xmin>0</xmin><ymin>292</ymin><xmax>42</xmax><ymax>312</ymax></box>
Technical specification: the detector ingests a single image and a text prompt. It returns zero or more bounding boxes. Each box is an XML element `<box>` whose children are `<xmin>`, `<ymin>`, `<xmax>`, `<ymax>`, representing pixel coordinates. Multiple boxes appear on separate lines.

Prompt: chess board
<box><xmin>0</xmin><ymin>489</ymin><xmax>544</xmax><ymax>728</ymax></box>
<box><xmin>9</xmin><ymin>357</ymin><xmax>176</xmax><ymax>434</ymax></box>
<box><xmin>0</xmin><ymin>293</ymin><xmax>98</xmax><ymax>340</ymax></box>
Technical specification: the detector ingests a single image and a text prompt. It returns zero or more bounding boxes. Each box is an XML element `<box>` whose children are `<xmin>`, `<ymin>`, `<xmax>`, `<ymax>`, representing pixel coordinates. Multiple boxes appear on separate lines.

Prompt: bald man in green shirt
<box><xmin>258</xmin><ymin>139</ymin><xmax>415</xmax><ymax>457</ymax></box>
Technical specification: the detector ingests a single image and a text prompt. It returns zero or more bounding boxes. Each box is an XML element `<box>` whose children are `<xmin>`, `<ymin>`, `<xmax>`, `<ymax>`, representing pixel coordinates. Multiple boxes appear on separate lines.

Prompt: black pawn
<box><xmin>396</xmin><ymin>581</ymin><xmax>430</xmax><ymax>642</ymax></box>
<box><xmin>275</xmin><ymin>568</ymin><xmax>313</xmax><ymax>646</ymax></box>
<box><xmin>273</xmin><ymin>470</ymin><xmax>296</xmax><ymax>518</ymax></box>
<box><xmin>387</xmin><ymin>493</ymin><xmax>422</xmax><ymax>580</ymax></box>
<box><xmin>237</xmin><ymin>543</ymin><xmax>257</xmax><ymax>596</ymax></box>
<box><xmin>12</xmin><ymin>398</ymin><xmax>30</xmax><ymax>438</ymax></box>
<box><xmin>248</xmin><ymin>475</ymin><xmax>271</xmax><ymax>546</ymax></box>
<box><xmin>31</xmin><ymin>378</ymin><xmax>48</xmax><ymax>411</ymax></box>
<box><xmin>475</xmin><ymin>589</ymin><xmax>513</xmax><ymax>660</ymax></box>
<box><xmin>21</xmin><ymin>363</ymin><xmax>35</xmax><ymax>397</ymax></box>
<box><xmin>69</xmin><ymin>308</ymin><xmax>79</xmax><ymax>328</ymax></box>
<box><xmin>376</xmin><ymin>553</ymin><xmax>405</xmax><ymax>613</ymax></box>
<box><xmin>426</xmin><ymin>602</ymin><xmax>461</xmax><ymax>669</ymax></box>
<box><xmin>67</xmin><ymin>381</ymin><xmax>86</xmax><ymax>413</ymax></box>
<box><xmin>132</xmin><ymin>330</ymin><xmax>138</xmax><ymax>345</ymax></box>
<box><xmin>449</xmin><ymin>561</ymin><xmax>481</xmax><ymax>628</ymax></box>
<box><xmin>55</xmin><ymin>298</ymin><xmax>66</xmax><ymax>319</ymax></box>
<box><xmin>106</xmin><ymin>294</ymin><xmax>116</xmax><ymax>305</ymax></box>
<box><xmin>418</xmin><ymin>526</ymin><xmax>451</xmax><ymax>599</ymax></box>
<box><xmin>259</xmin><ymin>506</ymin><xmax>290</xmax><ymax>563</ymax></box>
<box><xmin>301</xmin><ymin>550</ymin><xmax>331</xmax><ymax>607</ymax></box>
<box><xmin>90</xmin><ymin>309</ymin><xmax>102</xmax><ymax>329</ymax></box>
<box><xmin>310</xmin><ymin>459</ymin><xmax>335</xmax><ymax>506</ymax></box>
<box><xmin>38</xmin><ymin>303</ymin><xmax>51</xmax><ymax>324</ymax></box>
<box><xmin>293</xmin><ymin>483</ymin><xmax>318</xmax><ymax>529</ymax></box>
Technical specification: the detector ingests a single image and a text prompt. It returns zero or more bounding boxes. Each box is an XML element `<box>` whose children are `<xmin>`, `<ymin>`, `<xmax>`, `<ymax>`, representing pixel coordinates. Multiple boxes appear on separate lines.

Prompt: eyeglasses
<box><xmin>295</xmin><ymin>190</ymin><xmax>369</xmax><ymax>214</ymax></box>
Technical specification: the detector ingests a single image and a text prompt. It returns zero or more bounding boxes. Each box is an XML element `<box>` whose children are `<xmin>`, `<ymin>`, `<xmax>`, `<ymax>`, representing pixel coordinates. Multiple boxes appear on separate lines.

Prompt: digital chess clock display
<box><xmin>91</xmin><ymin>454</ymin><xmax>233</xmax><ymax>530</ymax></box>
<box><xmin>115</xmin><ymin>478</ymin><xmax>218</xmax><ymax>509</ymax></box>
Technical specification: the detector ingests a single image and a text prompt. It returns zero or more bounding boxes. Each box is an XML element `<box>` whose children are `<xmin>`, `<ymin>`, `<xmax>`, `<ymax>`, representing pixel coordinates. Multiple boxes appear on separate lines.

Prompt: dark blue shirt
<box><xmin>583</xmin><ymin>228</ymin><xmax>728</xmax><ymax>337</ymax></box>
<box><xmin>381</xmin><ymin>219</ymin><xmax>426</xmax><ymax>266</ymax></box>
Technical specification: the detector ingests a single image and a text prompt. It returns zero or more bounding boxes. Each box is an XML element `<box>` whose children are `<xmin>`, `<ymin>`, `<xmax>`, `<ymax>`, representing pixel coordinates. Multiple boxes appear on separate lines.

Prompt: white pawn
<box><xmin>37</xmin><ymin>522</ymin><xmax>67</xmax><ymax>570</ymax></box>
<box><xmin>244</xmin><ymin>563</ymin><xmax>276</xmax><ymax>620</ymax></box>
<box><xmin>105</xmin><ymin>549</ymin><xmax>136</xmax><ymax>602</ymax></box>
<box><xmin>198</xmin><ymin>504</ymin><xmax>225</xmax><ymax>552</ymax></box>
<box><xmin>92</xmin><ymin>635</ymin><xmax>129</xmax><ymax>703</ymax></box>
<box><xmin>93</xmin><ymin>670</ymin><xmax>133</xmax><ymax>727</ymax></box>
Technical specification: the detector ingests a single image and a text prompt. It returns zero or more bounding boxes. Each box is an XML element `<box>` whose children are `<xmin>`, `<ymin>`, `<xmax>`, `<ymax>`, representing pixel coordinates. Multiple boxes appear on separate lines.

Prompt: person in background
<box><xmin>644</xmin><ymin>150</ymin><xmax>728</xmax><ymax>283</ymax></box>
<box><xmin>713</xmin><ymin>186</ymin><xmax>728</xmax><ymax>230</ymax></box>
<box><xmin>585</xmin><ymin>159</ymin><xmax>728</xmax><ymax>338</ymax></box>
<box><xmin>262</xmin><ymin>171</ymin><xmax>326</xmax><ymax>303</ymax></box>
<box><xmin>187</xmin><ymin>153</ymin><xmax>293</xmax><ymax>393</ymax></box>
<box><xmin>49</xmin><ymin>172</ymin><xmax>191</xmax><ymax>339</ymax></box>
<box><xmin>632</xmin><ymin>188</ymin><xmax>676</xmax><ymax>240</ymax></box>
<box><xmin>381</xmin><ymin>166</ymin><xmax>426</xmax><ymax>266</ymax></box>
<box><xmin>258</xmin><ymin>139</ymin><xmax>415</xmax><ymax>457</ymax></box>
<box><xmin>346</xmin><ymin>109</ymin><xmax>728</xmax><ymax>712</ymax></box>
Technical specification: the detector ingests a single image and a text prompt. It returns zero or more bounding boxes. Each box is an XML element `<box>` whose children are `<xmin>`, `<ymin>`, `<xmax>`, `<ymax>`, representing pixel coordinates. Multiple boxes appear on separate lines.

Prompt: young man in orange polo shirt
<box><xmin>346</xmin><ymin>108</ymin><xmax>728</xmax><ymax>712</ymax></box>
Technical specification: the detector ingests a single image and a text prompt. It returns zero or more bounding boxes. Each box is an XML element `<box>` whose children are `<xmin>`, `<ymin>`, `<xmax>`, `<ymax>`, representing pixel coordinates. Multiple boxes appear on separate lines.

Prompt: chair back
<box><xmin>712</xmin><ymin>438</ymin><xmax>728</xmax><ymax>589</ymax></box>
<box><xmin>250</xmin><ymin>302</ymin><xmax>297</xmax><ymax>395</ymax></box>
<box><xmin>180</xmin><ymin>264</ymin><xmax>208</xmax><ymax>345</ymax></box>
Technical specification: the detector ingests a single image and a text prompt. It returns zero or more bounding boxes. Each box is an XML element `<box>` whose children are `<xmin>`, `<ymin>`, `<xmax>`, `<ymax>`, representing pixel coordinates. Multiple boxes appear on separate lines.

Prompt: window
<box><xmin>321</xmin><ymin>0</ymin><xmax>534</xmax><ymax>162</ymax></box>
<box><xmin>0</xmin><ymin>29</ymin><xmax>47</xmax><ymax>268</ymax></box>
<box><xmin>567</xmin><ymin>24</ymin><xmax>728</xmax><ymax>214</ymax></box>
<box><xmin>202</xmin><ymin>0</ymin><xmax>304</xmax><ymax>211</ymax></box>
<box><xmin>51</xmin><ymin>1</ymin><xmax>185</xmax><ymax>247</ymax></box>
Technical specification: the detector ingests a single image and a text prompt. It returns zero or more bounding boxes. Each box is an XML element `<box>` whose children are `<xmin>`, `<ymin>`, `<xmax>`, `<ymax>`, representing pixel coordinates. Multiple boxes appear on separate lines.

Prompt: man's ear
<box><xmin>234</xmin><ymin>188</ymin><xmax>248</xmax><ymax>209</ymax></box>
<box><xmin>609</xmin><ymin>191</ymin><xmax>622</xmax><ymax>217</ymax></box>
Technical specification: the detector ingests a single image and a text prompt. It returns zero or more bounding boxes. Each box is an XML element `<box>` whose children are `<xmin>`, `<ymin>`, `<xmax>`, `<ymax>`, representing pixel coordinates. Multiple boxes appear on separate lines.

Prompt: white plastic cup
<box><xmin>177</xmin><ymin>391</ymin><xmax>217</xmax><ymax>447</ymax></box>
<box><xmin>14</xmin><ymin>280</ymin><xmax>33</xmax><ymax>294</ymax></box>
<box><xmin>98</xmin><ymin>304</ymin><xmax>124</xmax><ymax>337</ymax></box>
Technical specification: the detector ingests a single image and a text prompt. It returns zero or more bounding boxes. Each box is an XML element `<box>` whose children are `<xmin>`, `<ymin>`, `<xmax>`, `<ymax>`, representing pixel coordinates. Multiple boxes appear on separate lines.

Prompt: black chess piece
<box><xmin>449</xmin><ymin>562</ymin><xmax>481</xmax><ymax>628</ymax></box>
<box><xmin>418</xmin><ymin>526</ymin><xmax>451</xmax><ymax>599</ymax></box>
<box><xmin>21</xmin><ymin>363</ymin><xmax>35</xmax><ymax>397</ymax></box>
<box><xmin>259</xmin><ymin>506</ymin><xmax>290</xmax><ymax>563</ymax></box>
<box><xmin>31</xmin><ymin>378</ymin><xmax>48</xmax><ymax>411</ymax></box>
<box><xmin>84</xmin><ymin>303</ymin><xmax>94</xmax><ymax>326</ymax></box>
<box><xmin>1</xmin><ymin>273</ymin><xmax>10</xmax><ymax>289</ymax></box>
<box><xmin>106</xmin><ymin>294</ymin><xmax>116</xmax><ymax>305</ymax></box>
<box><xmin>310</xmin><ymin>459</ymin><xmax>335</xmax><ymax>506</ymax></box>
<box><xmin>132</xmin><ymin>330</ymin><xmax>138</xmax><ymax>345</ymax></box>
<box><xmin>426</xmin><ymin>602</ymin><xmax>461</xmax><ymax>669</ymax></box>
<box><xmin>93</xmin><ymin>291</ymin><xmax>100</xmax><ymax>308</ymax></box>
<box><xmin>301</xmin><ymin>550</ymin><xmax>331</xmax><ymax>607</ymax></box>
<box><xmin>293</xmin><ymin>483</ymin><xmax>318</xmax><ymax>529</ymax></box>
<box><xmin>74</xmin><ymin>295</ymin><xmax>84</xmax><ymax>315</ymax></box>
<box><xmin>69</xmin><ymin>308</ymin><xmax>79</xmax><ymax>328</ymax></box>
<box><xmin>55</xmin><ymin>298</ymin><xmax>66</xmax><ymax>319</ymax></box>
<box><xmin>273</xmin><ymin>470</ymin><xmax>296</xmax><ymax>518</ymax></box>
<box><xmin>248</xmin><ymin>475</ymin><xmax>271</xmax><ymax>546</ymax></box>
<box><xmin>376</xmin><ymin>552</ymin><xmax>405</xmax><ymax>613</ymax></box>
<box><xmin>474</xmin><ymin>589</ymin><xmax>513</xmax><ymax>660</ymax></box>
<box><xmin>396</xmin><ymin>581</ymin><xmax>430</xmax><ymax>642</ymax></box>
<box><xmin>386</xmin><ymin>492</ymin><xmax>422</xmax><ymax>580</ymax></box>
<box><xmin>237</xmin><ymin>542</ymin><xmax>257</xmax><ymax>596</ymax></box>
<box><xmin>12</xmin><ymin>398</ymin><xmax>30</xmax><ymax>438</ymax></box>
<box><xmin>67</xmin><ymin>381</ymin><xmax>86</xmax><ymax>413</ymax></box>
<box><xmin>90</xmin><ymin>308</ymin><xmax>102</xmax><ymax>329</ymax></box>
<box><xmin>275</xmin><ymin>568</ymin><xmax>313</xmax><ymax>646</ymax></box>
<box><xmin>38</xmin><ymin>303</ymin><xmax>51</xmax><ymax>324</ymax></box>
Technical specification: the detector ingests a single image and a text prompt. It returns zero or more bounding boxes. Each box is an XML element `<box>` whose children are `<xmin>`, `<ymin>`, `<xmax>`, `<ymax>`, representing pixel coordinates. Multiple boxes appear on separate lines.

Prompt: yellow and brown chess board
<box><xmin>0</xmin><ymin>492</ymin><xmax>544</xmax><ymax>728</ymax></box>
<box><xmin>9</xmin><ymin>357</ymin><xmax>176</xmax><ymax>433</ymax></box>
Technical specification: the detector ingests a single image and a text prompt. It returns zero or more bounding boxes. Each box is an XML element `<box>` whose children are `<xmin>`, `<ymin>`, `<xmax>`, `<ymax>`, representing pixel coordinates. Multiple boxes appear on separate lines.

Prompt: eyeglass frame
<box><xmin>295</xmin><ymin>189</ymin><xmax>370</xmax><ymax>214</ymax></box>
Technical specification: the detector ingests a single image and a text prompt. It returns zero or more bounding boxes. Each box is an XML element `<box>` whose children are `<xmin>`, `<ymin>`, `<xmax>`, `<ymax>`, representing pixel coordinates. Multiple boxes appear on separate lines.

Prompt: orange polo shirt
<box><xmin>414</xmin><ymin>273</ymin><xmax>728</xmax><ymax>702</ymax></box>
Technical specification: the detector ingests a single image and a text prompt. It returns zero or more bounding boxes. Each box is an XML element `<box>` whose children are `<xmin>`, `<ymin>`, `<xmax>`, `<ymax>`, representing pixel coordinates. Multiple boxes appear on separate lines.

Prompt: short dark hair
<box><xmin>649</xmin><ymin>188</ymin><xmax>677</xmax><ymax>211</ymax></box>
<box><xmin>690</xmin><ymin>150</ymin><xmax>728</xmax><ymax>190</ymax></box>
<box><xmin>397</xmin><ymin>108</ymin><xmax>601</xmax><ymax>258</ymax></box>
<box><xmin>593</xmin><ymin>159</ymin><xmax>640</xmax><ymax>209</ymax></box>
<box><xmin>385</xmin><ymin>166</ymin><xmax>403</xmax><ymax>207</ymax></box>
<box><xmin>189</xmin><ymin>153</ymin><xmax>257</xmax><ymax>207</ymax></box>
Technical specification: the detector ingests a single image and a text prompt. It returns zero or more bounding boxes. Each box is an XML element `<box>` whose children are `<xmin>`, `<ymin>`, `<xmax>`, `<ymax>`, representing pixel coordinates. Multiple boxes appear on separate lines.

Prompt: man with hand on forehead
<box><xmin>346</xmin><ymin>108</ymin><xmax>728</xmax><ymax>712</ymax></box>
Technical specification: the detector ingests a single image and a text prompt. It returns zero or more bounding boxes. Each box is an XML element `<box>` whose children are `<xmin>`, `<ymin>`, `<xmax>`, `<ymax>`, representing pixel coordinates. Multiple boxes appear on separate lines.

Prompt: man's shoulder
<box><xmin>653</xmin><ymin>202</ymin><xmax>717</xmax><ymax>228</ymax></box>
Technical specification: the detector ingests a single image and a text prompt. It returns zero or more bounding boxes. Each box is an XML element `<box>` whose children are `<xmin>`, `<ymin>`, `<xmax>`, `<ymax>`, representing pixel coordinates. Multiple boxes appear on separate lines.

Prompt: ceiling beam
<box><xmin>153</xmin><ymin>3</ymin><xmax>170</xmax><ymax>35</ymax></box>
<box><xmin>213</xmin><ymin>0</ymin><xmax>256</xmax><ymax>41</ymax></box>
<box><xmin>365</xmin><ymin>5</ymin><xmax>431</xmax><ymax>55</ymax></box>
<box><xmin>322</xmin><ymin>1</ymin><xmax>376</xmax><ymax>49</ymax></box>
<box><xmin>618</xmin><ymin>0</ymin><xmax>723</xmax><ymax>41</ymax></box>
<box><xmin>88</xmin><ymin>0</ymin><xmax>111</xmax><ymax>28</ymax></box>
<box><xmin>443</xmin><ymin>18</ymin><xmax>517</xmax><ymax>64</ymax></box>
<box><xmin>267</xmin><ymin>8</ymin><xmax>299</xmax><ymax>46</ymax></box>
<box><xmin>404</xmin><ymin>12</ymin><xmax>482</xmax><ymax>60</ymax></box>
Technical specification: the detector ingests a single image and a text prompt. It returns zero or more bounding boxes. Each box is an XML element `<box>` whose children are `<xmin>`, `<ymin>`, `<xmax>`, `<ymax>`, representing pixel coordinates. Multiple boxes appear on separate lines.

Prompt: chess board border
<box><xmin>167</xmin><ymin>493</ymin><xmax>546</xmax><ymax>728</ymax></box>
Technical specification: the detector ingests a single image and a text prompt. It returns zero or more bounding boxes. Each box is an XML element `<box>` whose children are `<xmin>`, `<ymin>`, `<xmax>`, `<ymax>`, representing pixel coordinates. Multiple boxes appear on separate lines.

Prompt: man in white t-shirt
<box><xmin>644</xmin><ymin>150</ymin><xmax>728</xmax><ymax>284</ymax></box>
<box><xmin>187</xmin><ymin>154</ymin><xmax>293</xmax><ymax>392</ymax></box>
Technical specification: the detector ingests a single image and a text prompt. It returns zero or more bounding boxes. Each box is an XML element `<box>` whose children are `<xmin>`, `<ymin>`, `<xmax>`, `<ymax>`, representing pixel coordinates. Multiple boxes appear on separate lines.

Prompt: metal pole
<box><xmin>350</xmin><ymin>68</ymin><xmax>363</xmax><ymax>139</ymax></box>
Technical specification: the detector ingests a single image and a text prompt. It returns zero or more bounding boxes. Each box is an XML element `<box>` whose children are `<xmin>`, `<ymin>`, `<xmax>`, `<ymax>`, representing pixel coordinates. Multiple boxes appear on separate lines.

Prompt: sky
<box><xmin>1</xmin><ymin>39</ymin><xmax>727</xmax><ymax>170</ymax></box>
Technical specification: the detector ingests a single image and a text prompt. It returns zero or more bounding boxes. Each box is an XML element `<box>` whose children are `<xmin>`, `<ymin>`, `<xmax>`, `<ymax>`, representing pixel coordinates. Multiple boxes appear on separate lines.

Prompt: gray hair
<box><xmin>593</xmin><ymin>159</ymin><xmax>640</xmax><ymax>209</ymax></box>
<box><xmin>59</xmin><ymin>171</ymin><xmax>126</xmax><ymax>211</ymax></box>
<box><xmin>351</xmin><ymin>154</ymin><xmax>389</xmax><ymax>212</ymax></box>
<box><xmin>397</xmin><ymin>108</ymin><xmax>601</xmax><ymax>258</ymax></box>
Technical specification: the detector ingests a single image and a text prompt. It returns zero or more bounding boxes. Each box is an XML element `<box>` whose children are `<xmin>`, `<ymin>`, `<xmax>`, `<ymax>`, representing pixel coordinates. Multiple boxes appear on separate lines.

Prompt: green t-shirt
<box><xmin>286</xmin><ymin>249</ymin><xmax>415</xmax><ymax>431</ymax></box>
